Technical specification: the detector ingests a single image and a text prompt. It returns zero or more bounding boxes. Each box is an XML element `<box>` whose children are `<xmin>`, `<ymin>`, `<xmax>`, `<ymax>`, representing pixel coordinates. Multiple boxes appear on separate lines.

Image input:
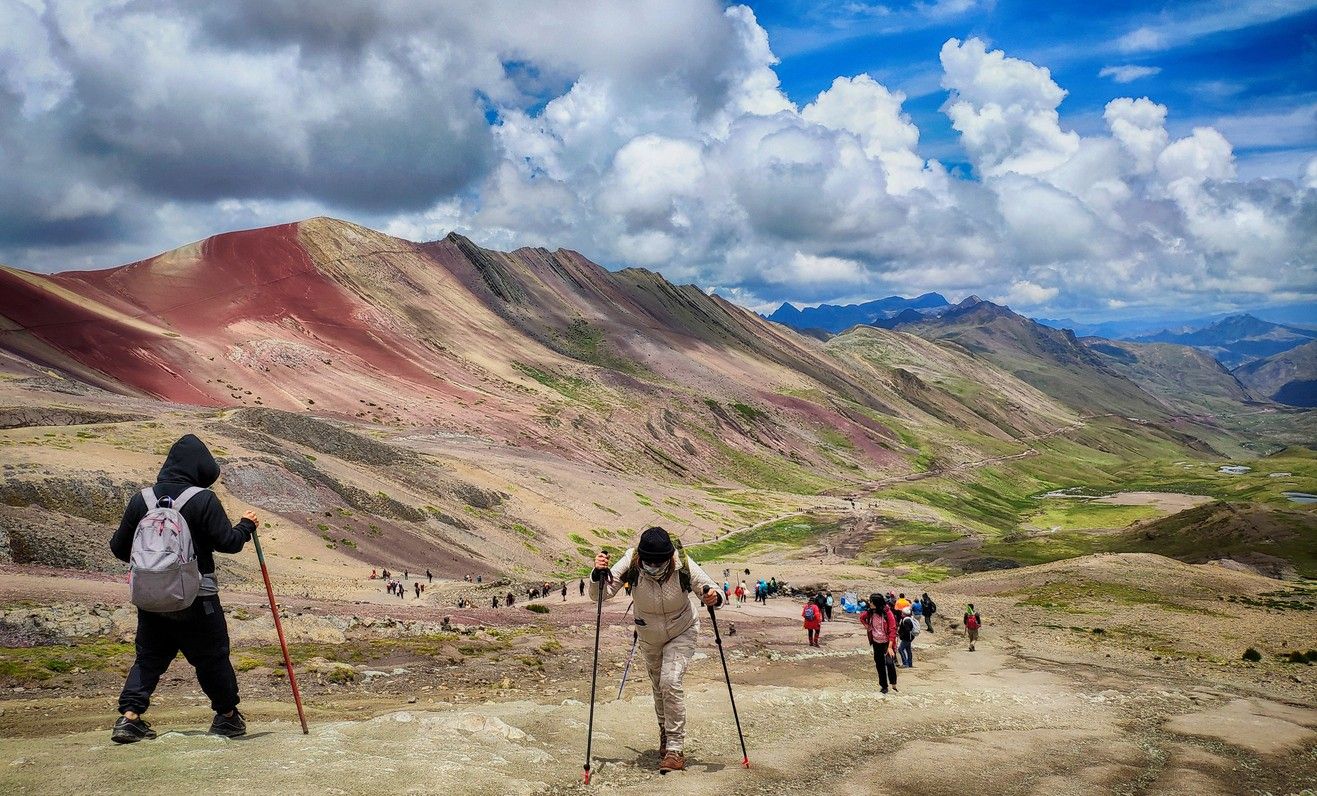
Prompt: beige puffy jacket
<box><xmin>588</xmin><ymin>547</ymin><xmax>723</xmax><ymax>648</ymax></box>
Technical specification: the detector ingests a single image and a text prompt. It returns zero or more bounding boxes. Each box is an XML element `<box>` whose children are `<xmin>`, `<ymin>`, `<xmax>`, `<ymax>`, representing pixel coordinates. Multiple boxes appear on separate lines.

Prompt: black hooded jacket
<box><xmin>110</xmin><ymin>434</ymin><xmax>254</xmax><ymax>577</ymax></box>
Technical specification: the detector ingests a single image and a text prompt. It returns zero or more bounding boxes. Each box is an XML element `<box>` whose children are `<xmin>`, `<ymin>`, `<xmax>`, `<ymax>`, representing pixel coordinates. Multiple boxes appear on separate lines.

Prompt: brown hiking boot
<box><xmin>659</xmin><ymin>751</ymin><xmax>686</xmax><ymax>773</ymax></box>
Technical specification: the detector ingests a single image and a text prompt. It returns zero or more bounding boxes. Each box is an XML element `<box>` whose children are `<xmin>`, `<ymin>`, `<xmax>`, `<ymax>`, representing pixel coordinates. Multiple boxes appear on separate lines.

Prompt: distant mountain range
<box><xmin>1131</xmin><ymin>315</ymin><xmax>1317</xmax><ymax>369</ymax></box>
<box><xmin>1035</xmin><ymin>305</ymin><xmax>1317</xmax><ymax>341</ymax></box>
<box><xmin>768</xmin><ymin>293</ymin><xmax>1317</xmax><ymax>410</ymax></box>
<box><xmin>766</xmin><ymin>293</ymin><xmax>949</xmax><ymax>333</ymax></box>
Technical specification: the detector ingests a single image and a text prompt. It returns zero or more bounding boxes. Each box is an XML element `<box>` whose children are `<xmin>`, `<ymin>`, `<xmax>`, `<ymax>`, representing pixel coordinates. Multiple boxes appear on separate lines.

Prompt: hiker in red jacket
<box><xmin>802</xmin><ymin>594</ymin><xmax>823</xmax><ymax>646</ymax></box>
<box><xmin>964</xmin><ymin>604</ymin><xmax>982</xmax><ymax>651</ymax></box>
<box><xmin>860</xmin><ymin>592</ymin><xmax>899</xmax><ymax>693</ymax></box>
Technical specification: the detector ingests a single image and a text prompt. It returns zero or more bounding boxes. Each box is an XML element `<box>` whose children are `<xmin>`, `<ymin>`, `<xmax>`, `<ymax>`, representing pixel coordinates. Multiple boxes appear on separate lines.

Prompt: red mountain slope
<box><xmin>0</xmin><ymin>218</ymin><xmax>1076</xmax><ymax>489</ymax></box>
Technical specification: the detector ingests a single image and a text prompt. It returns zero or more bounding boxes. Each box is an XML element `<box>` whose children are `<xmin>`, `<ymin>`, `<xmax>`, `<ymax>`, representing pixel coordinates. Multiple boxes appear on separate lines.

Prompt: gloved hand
<box><xmin>591</xmin><ymin>552</ymin><xmax>611</xmax><ymax>582</ymax></box>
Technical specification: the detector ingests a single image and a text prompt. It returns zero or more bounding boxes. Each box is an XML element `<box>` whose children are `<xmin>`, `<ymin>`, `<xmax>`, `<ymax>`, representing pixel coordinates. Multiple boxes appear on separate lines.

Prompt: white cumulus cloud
<box><xmin>1099</xmin><ymin>65</ymin><xmax>1162</xmax><ymax>83</ymax></box>
<box><xmin>0</xmin><ymin>3</ymin><xmax>1311</xmax><ymax>320</ymax></box>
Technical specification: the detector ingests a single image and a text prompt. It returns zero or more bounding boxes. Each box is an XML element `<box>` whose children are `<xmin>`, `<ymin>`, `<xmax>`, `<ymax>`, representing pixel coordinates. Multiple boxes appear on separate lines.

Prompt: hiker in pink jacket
<box><xmin>860</xmin><ymin>593</ymin><xmax>899</xmax><ymax>693</ymax></box>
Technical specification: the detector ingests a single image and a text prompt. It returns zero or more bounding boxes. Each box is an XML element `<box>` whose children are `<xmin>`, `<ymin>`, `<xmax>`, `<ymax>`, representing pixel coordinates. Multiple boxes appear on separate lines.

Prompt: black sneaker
<box><xmin>208</xmin><ymin>709</ymin><xmax>247</xmax><ymax>738</ymax></box>
<box><xmin>111</xmin><ymin>715</ymin><xmax>156</xmax><ymax>744</ymax></box>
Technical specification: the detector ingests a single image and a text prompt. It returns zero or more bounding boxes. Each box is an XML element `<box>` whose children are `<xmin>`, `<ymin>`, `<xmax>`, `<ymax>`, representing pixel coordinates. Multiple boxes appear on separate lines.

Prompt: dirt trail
<box><xmin>2</xmin><ymin>593</ymin><xmax>1311</xmax><ymax>796</ymax></box>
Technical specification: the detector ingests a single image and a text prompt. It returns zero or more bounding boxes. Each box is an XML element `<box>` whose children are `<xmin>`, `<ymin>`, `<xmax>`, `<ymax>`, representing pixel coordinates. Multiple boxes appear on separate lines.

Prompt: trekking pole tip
<box><xmin>742</xmin><ymin>755</ymin><xmax>750</xmax><ymax>768</ymax></box>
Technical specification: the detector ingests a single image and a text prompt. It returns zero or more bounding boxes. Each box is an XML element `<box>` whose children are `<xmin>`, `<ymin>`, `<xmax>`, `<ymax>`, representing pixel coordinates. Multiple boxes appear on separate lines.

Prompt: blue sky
<box><xmin>753</xmin><ymin>0</ymin><xmax>1317</xmax><ymax>181</ymax></box>
<box><xmin>2</xmin><ymin>1</ymin><xmax>1313</xmax><ymax>321</ymax></box>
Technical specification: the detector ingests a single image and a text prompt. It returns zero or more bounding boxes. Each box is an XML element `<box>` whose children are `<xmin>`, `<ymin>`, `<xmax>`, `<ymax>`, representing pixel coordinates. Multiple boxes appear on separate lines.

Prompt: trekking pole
<box><xmin>706</xmin><ymin>598</ymin><xmax>749</xmax><ymax>768</ymax></box>
<box><xmin>251</xmin><ymin>527</ymin><xmax>309</xmax><ymax>735</ymax></box>
<box><xmin>615</xmin><ymin>629</ymin><xmax>639</xmax><ymax>701</ymax></box>
<box><xmin>583</xmin><ymin>564</ymin><xmax>610</xmax><ymax>784</ymax></box>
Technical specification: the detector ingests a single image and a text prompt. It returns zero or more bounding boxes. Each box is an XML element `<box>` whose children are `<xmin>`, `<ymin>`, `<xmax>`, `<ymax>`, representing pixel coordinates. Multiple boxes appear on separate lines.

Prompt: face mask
<box><xmin>641</xmin><ymin>560</ymin><xmax>671</xmax><ymax>579</ymax></box>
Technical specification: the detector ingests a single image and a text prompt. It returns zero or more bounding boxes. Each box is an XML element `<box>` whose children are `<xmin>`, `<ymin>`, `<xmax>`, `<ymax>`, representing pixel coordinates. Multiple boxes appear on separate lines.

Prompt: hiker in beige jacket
<box><xmin>590</xmin><ymin>526</ymin><xmax>722</xmax><ymax>773</ymax></box>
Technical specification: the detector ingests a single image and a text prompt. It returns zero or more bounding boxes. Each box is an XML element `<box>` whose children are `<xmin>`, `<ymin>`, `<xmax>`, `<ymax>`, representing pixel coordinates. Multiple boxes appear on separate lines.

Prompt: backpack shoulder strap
<box><xmin>677</xmin><ymin>549</ymin><xmax>692</xmax><ymax>594</ymax></box>
<box><xmin>141</xmin><ymin>487</ymin><xmax>157</xmax><ymax>510</ymax></box>
<box><xmin>621</xmin><ymin>553</ymin><xmax>639</xmax><ymax>592</ymax></box>
<box><xmin>170</xmin><ymin>486</ymin><xmax>207</xmax><ymax>513</ymax></box>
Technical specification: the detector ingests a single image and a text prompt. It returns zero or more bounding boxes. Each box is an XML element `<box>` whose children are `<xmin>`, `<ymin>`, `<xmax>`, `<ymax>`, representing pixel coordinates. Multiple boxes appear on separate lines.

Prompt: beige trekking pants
<box><xmin>642</xmin><ymin>625</ymin><xmax>696</xmax><ymax>752</ymax></box>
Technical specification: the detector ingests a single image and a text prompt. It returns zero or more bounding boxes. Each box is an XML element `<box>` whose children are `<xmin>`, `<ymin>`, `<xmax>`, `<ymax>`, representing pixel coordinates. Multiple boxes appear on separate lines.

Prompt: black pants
<box><xmin>871</xmin><ymin>642</ymin><xmax>897</xmax><ymax>690</ymax></box>
<box><xmin>118</xmin><ymin>595</ymin><xmax>239</xmax><ymax>716</ymax></box>
<box><xmin>824</xmin><ymin>605</ymin><xmax>833</xmax><ymax>621</ymax></box>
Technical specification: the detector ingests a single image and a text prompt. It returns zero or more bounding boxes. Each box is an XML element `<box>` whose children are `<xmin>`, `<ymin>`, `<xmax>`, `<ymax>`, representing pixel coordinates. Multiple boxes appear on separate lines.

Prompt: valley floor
<box><xmin>1</xmin><ymin>556</ymin><xmax>1314</xmax><ymax>796</ymax></box>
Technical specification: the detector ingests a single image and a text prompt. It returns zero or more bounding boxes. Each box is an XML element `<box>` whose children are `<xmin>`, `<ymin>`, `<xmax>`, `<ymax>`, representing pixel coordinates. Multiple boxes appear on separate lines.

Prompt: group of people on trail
<box><xmin>372</xmin><ymin>568</ymin><xmax>434</xmax><ymax>589</ymax></box>
<box><xmin>470</xmin><ymin>579</ymin><xmax>579</xmax><ymax>609</ymax></box>
<box><xmin>384</xmin><ymin>579</ymin><xmax>427</xmax><ymax>599</ymax></box>
<box><xmin>752</xmin><ymin>576</ymin><xmax>780</xmax><ymax>604</ymax></box>
<box><xmin>525</xmin><ymin>581</ymin><xmax>567</xmax><ymax>601</ymax></box>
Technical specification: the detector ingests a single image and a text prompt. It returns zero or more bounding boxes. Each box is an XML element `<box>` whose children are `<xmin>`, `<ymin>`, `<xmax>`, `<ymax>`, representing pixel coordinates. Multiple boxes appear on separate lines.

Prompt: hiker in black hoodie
<box><xmin>108</xmin><ymin>434</ymin><xmax>258</xmax><ymax>743</ymax></box>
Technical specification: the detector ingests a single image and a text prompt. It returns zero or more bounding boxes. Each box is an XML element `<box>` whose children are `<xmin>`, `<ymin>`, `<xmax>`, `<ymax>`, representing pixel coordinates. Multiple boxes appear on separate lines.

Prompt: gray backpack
<box><xmin>129</xmin><ymin>487</ymin><xmax>203</xmax><ymax>612</ymax></box>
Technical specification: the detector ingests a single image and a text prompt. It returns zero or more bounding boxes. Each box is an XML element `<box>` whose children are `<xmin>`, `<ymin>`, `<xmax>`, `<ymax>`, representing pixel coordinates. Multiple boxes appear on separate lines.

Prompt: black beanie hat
<box><xmin>637</xmin><ymin>526</ymin><xmax>675</xmax><ymax>563</ymax></box>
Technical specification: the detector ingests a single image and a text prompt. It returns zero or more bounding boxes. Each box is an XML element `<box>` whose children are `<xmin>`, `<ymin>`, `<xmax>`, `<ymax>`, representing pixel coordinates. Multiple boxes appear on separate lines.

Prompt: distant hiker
<box><xmin>476</xmin><ymin>575</ymin><xmax>482</xmax><ymax>584</ymax></box>
<box><xmin>895</xmin><ymin>593</ymin><xmax>911</xmax><ymax>613</ymax></box>
<box><xmin>426</xmin><ymin>569</ymin><xmax>433</xmax><ymax>583</ymax></box>
<box><xmin>769</xmin><ymin>577</ymin><xmax>778</xmax><ymax>595</ymax></box>
<box><xmin>562</xmin><ymin>583</ymin><xmax>568</xmax><ymax>601</ymax></box>
<box><xmin>802</xmin><ymin>596</ymin><xmax>823</xmax><ymax>646</ymax></box>
<box><xmin>370</xmin><ymin>569</ymin><xmax>377</xmax><ymax>580</ymax></box>
<box><xmin>590</xmin><ymin>526</ymin><xmax>723</xmax><ymax>773</ymax></box>
<box><xmin>885</xmin><ymin>591</ymin><xmax>897</xmax><ymax>610</ymax></box>
<box><xmin>108</xmin><ymin>434</ymin><xmax>256</xmax><ymax>743</ymax></box>
<box><xmin>898</xmin><ymin>607</ymin><xmax>920</xmax><ymax>668</ymax></box>
<box><xmin>824</xmin><ymin>590</ymin><xmax>834</xmax><ymax>621</ymax></box>
<box><xmin>580</xmin><ymin>578</ymin><xmax>586</xmax><ymax>596</ymax></box>
<box><xmin>404</xmin><ymin>570</ymin><xmax>409</xmax><ymax>580</ymax></box>
<box><xmin>964</xmin><ymin>604</ymin><xmax>982</xmax><ymax>651</ymax></box>
<box><xmin>921</xmin><ymin>593</ymin><xmax>936</xmax><ymax>632</ymax></box>
<box><xmin>414</xmin><ymin>582</ymin><xmax>421</xmax><ymax>599</ymax></box>
<box><xmin>813</xmin><ymin>591</ymin><xmax>827</xmax><ymax>622</ymax></box>
<box><xmin>860</xmin><ymin>592</ymin><xmax>899</xmax><ymax>694</ymax></box>
<box><xmin>507</xmin><ymin>592</ymin><xmax>515</xmax><ymax>607</ymax></box>
<box><xmin>911</xmin><ymin>598</ymin><xmax>923</xmax><ymax>622</ymax></box>
<box><xmin>492</xmin><ymin>596</ymin><xmax>500</xmax><ymax>608</ymax></box>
